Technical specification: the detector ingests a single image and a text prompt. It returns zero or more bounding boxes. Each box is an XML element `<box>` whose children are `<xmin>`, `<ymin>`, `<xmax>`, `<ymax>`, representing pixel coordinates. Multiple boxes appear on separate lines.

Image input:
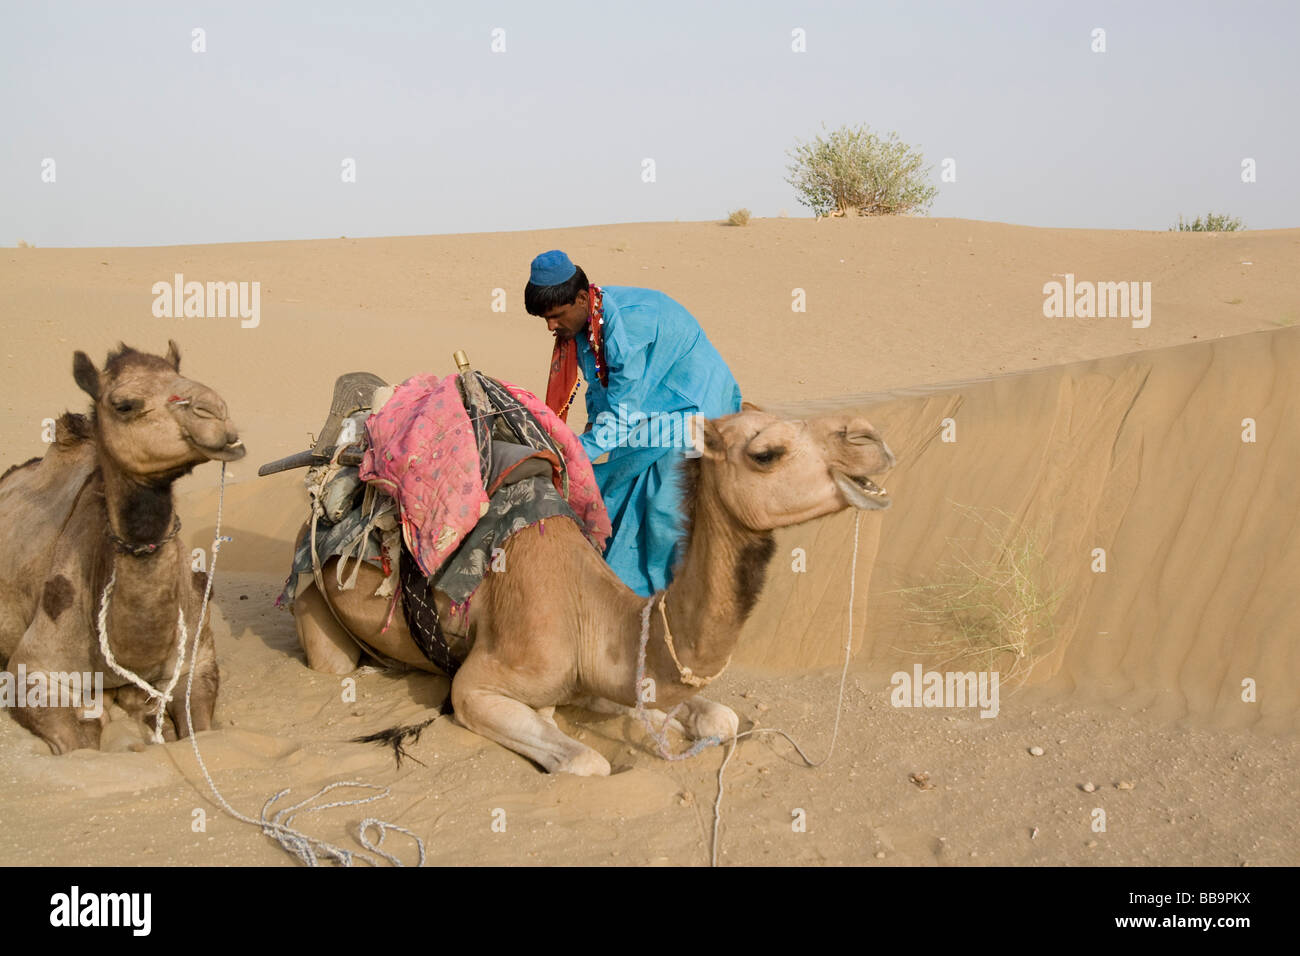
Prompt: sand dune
<box><xmin>744</xmin><ymin>327</ymin><xmax>1300</xmax><ymax>735</ymax></box>
<box><xmin>1</xmin><ymin>218</ymin><xmax>1296</xmax><ymax>866</ymax></box>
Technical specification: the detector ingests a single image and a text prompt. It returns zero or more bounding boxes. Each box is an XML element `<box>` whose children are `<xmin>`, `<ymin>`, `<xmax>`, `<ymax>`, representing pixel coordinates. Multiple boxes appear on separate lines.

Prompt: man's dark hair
<box><xmin>525</xmin><ymin>264</ymin><xmax>589</xmax><ymax>316</ymax></box>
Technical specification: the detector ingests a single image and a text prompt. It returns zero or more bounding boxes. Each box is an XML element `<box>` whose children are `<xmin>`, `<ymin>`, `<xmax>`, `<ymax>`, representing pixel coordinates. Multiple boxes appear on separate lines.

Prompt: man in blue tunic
<box><xmin>526</xmin><ymin>250</ymin><xmax>742</xmax><ymax>597</ymax></box>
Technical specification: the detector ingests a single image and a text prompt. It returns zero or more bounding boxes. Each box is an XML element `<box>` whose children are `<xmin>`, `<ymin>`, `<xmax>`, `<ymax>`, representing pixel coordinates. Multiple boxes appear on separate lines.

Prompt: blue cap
<box><xmin>530</xmin><ymin>250</ymin><xmax>577</xmax><ymax>287</ymax></box>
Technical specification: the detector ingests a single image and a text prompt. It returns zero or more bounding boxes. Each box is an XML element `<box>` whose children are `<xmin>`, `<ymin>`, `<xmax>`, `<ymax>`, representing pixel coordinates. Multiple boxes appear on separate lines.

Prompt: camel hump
<box><xmin>0</xmin><ymin>456</ymin><xmax>41</xmax><ymax>485</ymax></box>
<box><xmin>0</xmin><ymin>413</ymin><xmax>94</xmax><ymax>485</ymax></box>
<box><xmin>54</xmin><ymin>411</ymin><xmax>93</xmax><ymax>447</ymax></box>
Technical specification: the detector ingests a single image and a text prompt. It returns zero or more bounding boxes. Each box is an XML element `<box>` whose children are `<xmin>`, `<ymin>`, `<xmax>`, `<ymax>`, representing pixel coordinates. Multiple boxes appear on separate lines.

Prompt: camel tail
<box><xmin>351</xmin><ymin>715</ymin><xmax>441</xmax><ymax>769</ymax></box>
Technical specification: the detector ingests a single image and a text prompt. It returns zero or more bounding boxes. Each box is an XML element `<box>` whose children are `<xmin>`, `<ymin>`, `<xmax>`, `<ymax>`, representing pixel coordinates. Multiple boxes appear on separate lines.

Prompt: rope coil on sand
<box><xmin>98</xmin><ymin>461</ymin><xmax>423</xmax><ymax>866</ymax></box>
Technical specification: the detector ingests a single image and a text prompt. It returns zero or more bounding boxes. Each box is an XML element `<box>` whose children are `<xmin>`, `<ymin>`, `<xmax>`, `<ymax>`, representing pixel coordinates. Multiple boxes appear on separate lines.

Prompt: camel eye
<box><xmin>112</xmin><ymin>398</ymin><xmax>140</xmax><ymax>415</ymax></box>
<box><xmin>749</xmin><ymin>447</ymin><xmax>785</xmax><ymax>466</ymax></box>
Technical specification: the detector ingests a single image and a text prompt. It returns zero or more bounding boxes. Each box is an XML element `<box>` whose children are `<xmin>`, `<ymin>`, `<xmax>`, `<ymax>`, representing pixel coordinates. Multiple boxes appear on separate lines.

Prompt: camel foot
<box><xmin>553</xmin><ymin>748</ymin><xmax>611</xmax><ymax>777</ymax></box>
<box><xmin>679</xmin><ymin>696</ymin><xmax>740</xmax><ymax>742</ymax></box>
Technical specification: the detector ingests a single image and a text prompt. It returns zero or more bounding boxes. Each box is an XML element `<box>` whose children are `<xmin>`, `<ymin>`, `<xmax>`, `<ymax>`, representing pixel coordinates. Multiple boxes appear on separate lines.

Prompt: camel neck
<box><xmin>659</xmin><ymin>460</ymin><xmax>775</xmax><ymax>679</ymax></box>
<box><xmin>97</xmin><ymin>456</ymin><xmax>179</xmax><ymax>554</ymax></box>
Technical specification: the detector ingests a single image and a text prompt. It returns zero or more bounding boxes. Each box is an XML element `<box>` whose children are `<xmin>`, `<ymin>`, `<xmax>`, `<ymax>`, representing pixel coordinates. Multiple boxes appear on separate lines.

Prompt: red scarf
<box><xmin>545</xmin><ymin>285</ymin><xmax>606</xmax><ymax>423</ymax></box>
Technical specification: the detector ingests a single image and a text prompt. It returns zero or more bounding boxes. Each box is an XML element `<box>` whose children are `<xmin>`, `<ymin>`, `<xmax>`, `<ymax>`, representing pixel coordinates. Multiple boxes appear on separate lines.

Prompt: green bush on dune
<box><xmin>785</xmin><ymin>123</ymin><xmax>938</xmax><ymax>218</ymax></box>
<box><xmin>1172</xmin><ymin>212</ymin><xmax>1245</xmax><ymax>232</ymax></box>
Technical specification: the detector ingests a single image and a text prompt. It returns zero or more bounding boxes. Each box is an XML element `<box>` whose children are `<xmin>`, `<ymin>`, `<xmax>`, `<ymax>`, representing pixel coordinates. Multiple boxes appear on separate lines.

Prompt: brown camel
<box><xmin>0</xmin><ymin>342</ymin><xmax>245</xmax><ymax>753</ymax></box>
<box><xmin>293</xmin><ymin>405</ymin><xmax>893</xmax><ymax>775</ymax></box>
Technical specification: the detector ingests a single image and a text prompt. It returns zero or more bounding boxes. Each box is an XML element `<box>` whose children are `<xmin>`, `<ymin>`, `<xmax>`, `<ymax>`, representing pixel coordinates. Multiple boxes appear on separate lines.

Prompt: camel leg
<box><xmin>293</xmin><ymin>580</ymin><xmax>362</xmax><ymax>674</ymax></box>
<box><xmin>8</xmin><ymin>703</ymin><xmax>102</xmax><ymax>754</ymax></box>
<box><xmin>573</xmin><ymin>694</ymin><xmax>687</xmax><ymax>736</ymax></box>
<box><xmin>451</xmin><ymin>661</ymin><xmax>610</xmax><ymax>776</ymax></box>
<box><xmin>4</xmin><ymin>644</ymin><xmax>103</xmax><ymax>753</ymax></box>
<box><xmin>454</xmin><ymin>687</ymin><xmax>610</xmax><ymax>776</ymax></box>
<box><xmin>169</xmin><ymin>646</ymin><xmax>219</xmax><ymax>738</ymax></box>
<box><xmin>115</xmin><ymin>685</ymin><xmax>173</xmax><ymax>740</ymax></box>
<box><xmin>572</xmin><ymin>694</ymin><xmax>738</xmax><ymax>742</ymax></box>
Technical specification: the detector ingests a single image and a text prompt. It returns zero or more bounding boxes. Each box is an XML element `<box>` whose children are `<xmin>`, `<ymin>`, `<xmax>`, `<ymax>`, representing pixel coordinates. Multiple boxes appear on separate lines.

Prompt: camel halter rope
<box><xmin>96</xmin><ymin>567</ymin><xmax>188</xmax><ymax>745</ymax></box>
<box><xmin>634</xmin><ymin>510</ymin><xmax>863</xmax><ymax>867</ymax></box>
<box><xmin>97</xmin><ymin>461</ymin><xmax>424</xmax><ymax>866</ymax></box>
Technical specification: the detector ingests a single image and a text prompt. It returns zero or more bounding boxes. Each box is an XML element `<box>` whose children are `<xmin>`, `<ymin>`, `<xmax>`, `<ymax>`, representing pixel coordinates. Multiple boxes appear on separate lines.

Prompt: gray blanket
<box><xmin>277</xmin><ymin>475</ymin><xmax>583</xmax><ymax>611</ymax></box>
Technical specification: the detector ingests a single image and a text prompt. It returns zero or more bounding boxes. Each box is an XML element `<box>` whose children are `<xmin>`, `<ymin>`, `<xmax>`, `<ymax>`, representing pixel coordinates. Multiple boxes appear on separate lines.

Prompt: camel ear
<box><xmin>741</xmin><ymin>400</ymin><xmax>763</xmax><ymax>412</ymax></box>
<box><xmin>701</xmin><ymin>419</ymin><xmax>727</xmax><ymax>460</ymax></box>
<box><xmin>687</xmin><ymin>414</ymin><xmax>726</xmax><ymax>460</ymax></box>
<box><xmin>72</xmin><ymin>351</ymin><xmax>100</xmax><ymax>401</ymax></box>
<box><xmin>166</xmin><ymin>339</ymin><xmax>181</xmax><ymax>371</ymax></box>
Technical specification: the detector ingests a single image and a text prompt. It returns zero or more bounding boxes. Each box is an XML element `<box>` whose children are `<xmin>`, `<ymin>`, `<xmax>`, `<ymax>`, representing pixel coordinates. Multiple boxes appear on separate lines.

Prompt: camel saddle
<box><xmin>275</xmin><ymin>369</ymin><xmax>574</xmax><ymax>677</ymax></box>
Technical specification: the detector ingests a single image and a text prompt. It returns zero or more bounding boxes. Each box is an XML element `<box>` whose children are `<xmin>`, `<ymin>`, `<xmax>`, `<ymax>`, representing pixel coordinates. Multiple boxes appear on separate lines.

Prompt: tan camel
<box><xmin>294</xmin><ymin>406</ymin><xmax>893</xmax><ymax>775</ymax></box>
<box><xmin>0</xmin><ymin>342</ymin><xmax>245</xmax><ymax>753</ymax></box>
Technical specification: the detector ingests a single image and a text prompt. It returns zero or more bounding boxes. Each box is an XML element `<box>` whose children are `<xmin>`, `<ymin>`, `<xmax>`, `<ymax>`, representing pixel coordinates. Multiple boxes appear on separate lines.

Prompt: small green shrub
<box><xmin>1172</xmin><ymin>213</ymin><xmax>1244</xmax><ymax>232</ymax></box>
<box><xmin>893</xmin><ymin>505</ymin><xmax>1062</xmax><ymax>684</ymax></box>
<box><xmin>786</xmin><ymin>123</ymin><xmax>937</xmax><ymax>218</ymax></box>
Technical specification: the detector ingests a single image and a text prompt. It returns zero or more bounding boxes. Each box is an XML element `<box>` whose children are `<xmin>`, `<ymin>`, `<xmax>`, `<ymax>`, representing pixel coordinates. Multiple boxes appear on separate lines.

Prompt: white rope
<box><xmin>358</xmin><ymin>817</ymin><xmax>428</xmax><ymax>867</ymax></box>
<box><xmin>96</xmin><ymin>562</ymin><xmax>188</xmax><ymax>744</ymax></box>
<box><xmin>632</xmin><ymin>599</ymin><xmax>723</xmax><ymax>762</ymax></box>
<box><xmin>181</xmin><ymin>462</ymin><xmax>425</xmax><ymax>865</ymax></box>
<box><xmin>90</xmin><ymin>461</ymin><xmax>424</xmax><ymax>865</ymax></box>
<box><xmin>257</xmin><ymin>781</ymin><xmax>421</xmax><ymax>867</ymax></box>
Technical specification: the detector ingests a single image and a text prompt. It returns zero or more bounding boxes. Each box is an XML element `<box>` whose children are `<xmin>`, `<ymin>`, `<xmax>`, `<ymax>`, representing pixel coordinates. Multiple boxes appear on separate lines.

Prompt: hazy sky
<box><xmin>2</xmin><ymin>1</ymin><xmax>1296</xmax><ymax>247</ymax></box>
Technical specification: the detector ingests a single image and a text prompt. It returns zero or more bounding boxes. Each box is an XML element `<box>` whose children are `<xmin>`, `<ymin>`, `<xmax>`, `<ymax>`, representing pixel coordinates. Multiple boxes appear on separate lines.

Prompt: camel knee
<box><xmin>449</xmin><ymin>675</ymin><xmax>482</xmax><ymax>728</ymax></box>
<box><xmin>11</xmin><ymin>706</ymin><xmax>102</xmax><ymax>755</ymax></box>
<box><xmin>450</xmin><ymin>683</ymin><xmax>530</xmax><ymax>742</ymax></box>
<box><xmin>449</xmin><ymin>678</ymin><xmax>508</xmax><ymax>739</ymax></box>
<box><xmin>294</xmin><ymin>583</ymin><xmax>362</xmax><ymax>674</ymax></box>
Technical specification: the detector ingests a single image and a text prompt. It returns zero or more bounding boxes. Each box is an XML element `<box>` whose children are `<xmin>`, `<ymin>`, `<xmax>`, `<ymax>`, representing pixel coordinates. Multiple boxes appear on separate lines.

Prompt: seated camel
<box><xmin>294</xmin><ymin>405</ymin><xmax>893</xmax><ymax>775</ymax></box>
<box><xmin>0</xmin><ymin>342</ymin><xmax>245</xmax><ymax>753</ymax></box>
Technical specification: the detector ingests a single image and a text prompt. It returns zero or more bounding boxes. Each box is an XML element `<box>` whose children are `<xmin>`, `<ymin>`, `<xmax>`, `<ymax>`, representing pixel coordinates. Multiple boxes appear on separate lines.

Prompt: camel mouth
<box><xmin>833</xmin><ymin>470</ymin><xmax>891</xmax><ymax>511</ymax></box>
<box><xmin>197</xmin><ymin>439</ymin><xmax>246</xmax><ymax>462</ymax></box>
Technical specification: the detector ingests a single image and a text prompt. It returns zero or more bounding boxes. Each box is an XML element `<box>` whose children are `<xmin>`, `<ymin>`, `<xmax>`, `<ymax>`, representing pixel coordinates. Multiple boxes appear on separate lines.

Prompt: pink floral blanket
<box><xmin>360</xmin><ymin>374</ymin><xmax>610</xmax><ymax>577</ymax></box>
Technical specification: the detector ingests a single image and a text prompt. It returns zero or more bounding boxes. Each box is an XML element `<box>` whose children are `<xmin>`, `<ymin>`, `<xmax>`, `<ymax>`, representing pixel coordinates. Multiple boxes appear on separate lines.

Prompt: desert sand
<box><xmin>1</xmin><ymin>217</ymin><xmax>1296</xmax><ymax>866</ymax></box>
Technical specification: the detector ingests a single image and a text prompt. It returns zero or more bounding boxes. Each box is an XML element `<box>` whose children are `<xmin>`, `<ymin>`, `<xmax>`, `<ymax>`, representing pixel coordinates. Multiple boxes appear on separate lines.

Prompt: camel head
<box><xmin>72</xmin><ymin>340</ymin><xmax>246</xmax><ymax>479</ymax></box>
<box><xmin>698</xmin><ymin>405</ymin><xmax>894</xmax><ymax>531</ymax></box>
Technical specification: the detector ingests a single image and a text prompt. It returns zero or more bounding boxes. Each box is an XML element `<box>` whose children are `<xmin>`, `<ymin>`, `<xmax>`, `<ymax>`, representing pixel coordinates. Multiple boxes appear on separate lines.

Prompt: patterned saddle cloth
<box><xmin>278</xmin><ymin>372</ymin><xmax>610</xmax><ymax>675</ymax></box>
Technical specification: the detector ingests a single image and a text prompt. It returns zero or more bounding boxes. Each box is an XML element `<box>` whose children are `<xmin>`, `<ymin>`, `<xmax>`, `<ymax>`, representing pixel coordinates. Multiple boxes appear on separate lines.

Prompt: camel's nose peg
<box><xmin>172</xmin><ymin>387</ymin><xmax>229</xmax><ymax>422</ymax></box>
<box><xmin>844</xmin><ymin>423</ymin><xmax>895</xmax><ymax>469</ymax></box>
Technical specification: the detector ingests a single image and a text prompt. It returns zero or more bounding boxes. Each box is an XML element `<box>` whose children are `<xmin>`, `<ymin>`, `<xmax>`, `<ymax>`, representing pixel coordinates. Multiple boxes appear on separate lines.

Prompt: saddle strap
<box><xmin>397</xmin><ymin>538</ymin><xmax>460</xmax><ymax>677</ymax></box>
